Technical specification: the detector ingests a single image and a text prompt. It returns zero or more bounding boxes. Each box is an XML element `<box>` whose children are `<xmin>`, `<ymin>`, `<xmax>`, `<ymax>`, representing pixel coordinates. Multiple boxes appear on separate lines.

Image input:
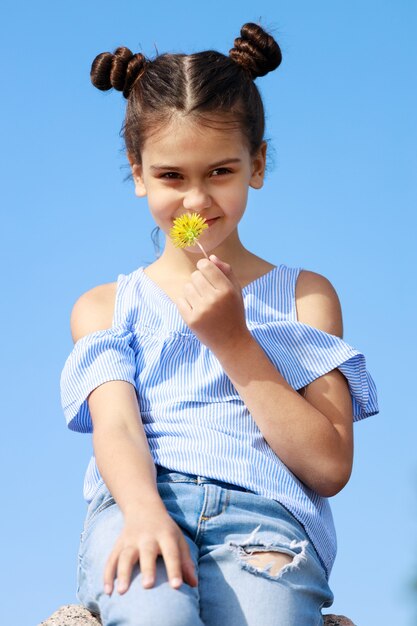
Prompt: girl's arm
<box><xmin>176</xmin><ymin>257</ymin><xmax>353</xmax><ymax>498</ymax></box>
<box><xmin>71</xmin><ymin>287</ymin><xmax>197</xmax><ymax>594</ymax></box>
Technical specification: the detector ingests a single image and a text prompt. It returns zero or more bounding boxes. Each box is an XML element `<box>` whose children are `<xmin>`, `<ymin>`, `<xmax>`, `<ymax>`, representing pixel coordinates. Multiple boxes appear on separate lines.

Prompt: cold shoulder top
<box><xmin>60</xmin><ymin>263</ymin><xmax>379</xmax><ymax>577</ymax></box>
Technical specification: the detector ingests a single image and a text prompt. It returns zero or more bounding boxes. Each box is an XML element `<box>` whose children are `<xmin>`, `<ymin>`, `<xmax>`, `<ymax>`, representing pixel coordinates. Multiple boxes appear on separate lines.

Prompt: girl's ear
<box><xmin>132</xmin><ymin>165</ymin><xmax>147</xmax><ymax>197</ymax></box>
<box><xmin>249</xmin><ymin>141</ymin><xmax>267</xmax><ymax>190</ymax></box>
<box><xmin>128</xmin><ymin>153</ymin><xmax>147</xmax><ymax>197</ymax></box>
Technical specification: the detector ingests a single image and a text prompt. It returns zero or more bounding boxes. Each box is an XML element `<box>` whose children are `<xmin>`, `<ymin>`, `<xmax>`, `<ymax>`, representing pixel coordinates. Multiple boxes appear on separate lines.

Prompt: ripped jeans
<box><xmin>77</xmin><ymin>467</ymin><xmax>334</xmax><ymax>626</ymax></box>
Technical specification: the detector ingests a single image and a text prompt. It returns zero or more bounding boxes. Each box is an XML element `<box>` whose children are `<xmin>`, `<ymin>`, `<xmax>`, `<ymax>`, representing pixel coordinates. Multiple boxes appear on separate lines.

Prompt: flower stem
<box><xmin>196</xmin><ymin>240</ymin><xmax>209</xmax><ymax>259</ymax></box>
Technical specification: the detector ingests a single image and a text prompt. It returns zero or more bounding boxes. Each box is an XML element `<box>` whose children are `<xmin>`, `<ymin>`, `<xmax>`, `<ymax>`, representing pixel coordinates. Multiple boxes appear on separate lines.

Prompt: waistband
<box><xmin>155</xmin><ymin>465</ymin><xmax>253</xmax><ymax>493</ymax></box>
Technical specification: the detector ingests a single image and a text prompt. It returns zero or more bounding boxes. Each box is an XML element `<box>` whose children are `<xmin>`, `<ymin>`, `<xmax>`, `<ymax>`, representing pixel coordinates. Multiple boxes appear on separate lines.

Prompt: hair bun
<box><xmin>229</xmin><ymin>23</ymin><xmax>282</xmax><ymax>79</ymax></box>
<box><xmin>90</xmin><ymin>47</ymin><xmax>146</xmax><ymax>99</ymax></box>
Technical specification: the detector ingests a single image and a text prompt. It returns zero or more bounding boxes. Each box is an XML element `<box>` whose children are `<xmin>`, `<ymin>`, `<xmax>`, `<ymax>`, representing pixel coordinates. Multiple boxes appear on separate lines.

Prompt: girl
<box><xmin>61</xmin><ymin>22</ymin><xmax>378</xmax><ymax>626</ymax></box>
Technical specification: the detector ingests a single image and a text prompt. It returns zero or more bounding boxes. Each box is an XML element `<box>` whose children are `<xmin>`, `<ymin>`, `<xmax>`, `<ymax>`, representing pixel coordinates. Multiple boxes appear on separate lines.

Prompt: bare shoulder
<box><xmin>295</xmin><ymin>269</ymin><xmax>343</xmax><ymax>338</ymax></box>
<box><xmin>70</xmin><ymin>282</ymin><xmax>118</xmax><ymax>343</ymax></box>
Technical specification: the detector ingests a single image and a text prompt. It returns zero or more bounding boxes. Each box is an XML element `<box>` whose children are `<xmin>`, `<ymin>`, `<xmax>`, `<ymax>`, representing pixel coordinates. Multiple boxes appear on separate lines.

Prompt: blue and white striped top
<box><xmin>60</xmin><ymin>263</ymin><xmax>378</xmax><ymax>577</ymax></box>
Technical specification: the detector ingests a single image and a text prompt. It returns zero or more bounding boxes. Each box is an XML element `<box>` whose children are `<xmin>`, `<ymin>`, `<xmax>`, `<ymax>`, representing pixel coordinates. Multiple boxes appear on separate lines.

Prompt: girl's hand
<box><xmin>176</xmin><ymin>254</ymin><xmax>251</xmax><ymax>355</ymax></box>
<box><xmin>103</xmin><ymin>507</ymin><xmax>197</xmax><ymax>595</ymax></box>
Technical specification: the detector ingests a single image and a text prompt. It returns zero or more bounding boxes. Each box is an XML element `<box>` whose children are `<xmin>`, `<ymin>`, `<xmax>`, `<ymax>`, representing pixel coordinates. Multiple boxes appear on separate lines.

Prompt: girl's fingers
<box><xmin>184</xmin><ymin>264</ymin><xmax>230</xmax><ymax>309</ymax></box>
<box><xmin>182</xmin><ymin>553</ymin><xmax>198</xmax><ymax>587</ymax></box>
<box><xmin>197</xmin><ymin>257</ymin><xmax>243</xmax><ymax>302</ymax></box>
<box><xmin>161</xmin><ymin>540</ymin><xmax>185</xmax><ymax>589</ymax></box>
<box><xmin>179</xmin><ymin>535</ymin><xmax>198</xmax><ymax>587</ymax></box>
<box><xmin>116</xmin><ymin>547</ymin><xmax>138</xmax><ymax>594</ymax></box>
<box><xmin>138</xmin><ymin>547</ymin><xmax>158</xmax><ymax>589</ymax></box>
<box><xmin>190</xmin><ymin>269</ymin><xmax>207</xmax><ymax>296</ymax></box>
<box><xmin>177</xmin><ymin>256</ymin><xmax>239</xmax><ymax>317</ymax></box>
<box><xmin>183</xmin><ymin>281</ymin><xmax>202</xmax><ymax>308</ymax></box>
<box><xmin>103</xmin><ymin>550</ymin><xmax>119</xmax><ymax>594</ymax></box>
<box><xmin>208</xmin><ymin>255</ymin><xmax>242</xmax><ymax>292</ymax></box>
<box><xmin>197</xmin><ymin>257</ymin><xmax>231</xmax><ymax>289</ymax></box>
<box><xmin>102</xmin><ymin>524</ymin><xmax>197</xmax><ymax>595</ymax></box>
<box><xmin>167</xmin><ymin>536</ymin><xmax>198</xmax><ymax>588</ymax></box>
<box><xmin>208</xmin><ymin>254</ymin><xmax>231</xmax><ymax>274</ymax></box>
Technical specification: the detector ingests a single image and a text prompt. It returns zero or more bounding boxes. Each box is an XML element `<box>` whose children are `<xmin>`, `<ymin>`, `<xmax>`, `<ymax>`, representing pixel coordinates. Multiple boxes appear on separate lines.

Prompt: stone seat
<box><xmin>39</xmin><ymin>604</ymin><xmax>356</xmax><ymax>625</ymax></box>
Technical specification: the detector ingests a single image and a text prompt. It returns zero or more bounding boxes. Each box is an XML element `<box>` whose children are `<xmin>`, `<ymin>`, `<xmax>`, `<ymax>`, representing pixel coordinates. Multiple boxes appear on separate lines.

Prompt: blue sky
<box><xmin>1</xmin><ymin>1</ymin><xmax>416</xmax><ymax>624</ymax></box>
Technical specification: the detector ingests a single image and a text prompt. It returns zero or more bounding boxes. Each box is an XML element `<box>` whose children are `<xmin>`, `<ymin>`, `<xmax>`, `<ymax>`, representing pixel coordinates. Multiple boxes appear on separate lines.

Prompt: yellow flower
<box><xmin>169</xmin><ymin>212</ymin><xmax>209</xmax><ymax>253</ymax></box>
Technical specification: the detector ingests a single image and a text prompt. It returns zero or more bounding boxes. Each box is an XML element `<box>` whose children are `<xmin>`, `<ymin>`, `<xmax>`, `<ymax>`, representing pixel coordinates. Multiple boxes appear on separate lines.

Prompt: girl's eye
<box><xmin>160</xmin><ymin>172</ymin><xmax>182</xmax><ymax>180</ymax></box>
<box><xmin>211</xmin><ymin>168</ymin><xmax>232</xmax><ymax>177</ymax></box>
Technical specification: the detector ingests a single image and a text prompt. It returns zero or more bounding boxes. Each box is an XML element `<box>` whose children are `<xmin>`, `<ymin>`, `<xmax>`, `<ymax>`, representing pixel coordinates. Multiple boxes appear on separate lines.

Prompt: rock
<box><xmin>324</xmin><ymin>617</ymin><xmax>355</xmax><ymax>626</ymax></box>
<box><xmin>39</xmin><ymin>605</ymin><xmax>101</xmax><ymax>625</ymax></box>
<box><xmin>39</xmin><ymin>604</ymin><xmax>355</xmax><ymax>625</ymax></box>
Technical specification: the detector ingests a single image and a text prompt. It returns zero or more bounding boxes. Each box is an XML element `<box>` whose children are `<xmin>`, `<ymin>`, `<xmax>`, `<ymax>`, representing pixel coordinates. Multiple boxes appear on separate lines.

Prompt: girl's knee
<box><xmin>101</xmin><ymin>586</ymin><xmax>202</xmax><ymax>626</ymax></box>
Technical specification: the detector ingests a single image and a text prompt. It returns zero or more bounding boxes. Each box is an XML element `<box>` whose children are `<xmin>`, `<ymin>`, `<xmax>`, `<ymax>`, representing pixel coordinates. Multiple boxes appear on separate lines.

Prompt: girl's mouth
<box><xmin>205</xmin><ymin>217</ymin><xmax>220</xmax><ymax>227</ymax></box>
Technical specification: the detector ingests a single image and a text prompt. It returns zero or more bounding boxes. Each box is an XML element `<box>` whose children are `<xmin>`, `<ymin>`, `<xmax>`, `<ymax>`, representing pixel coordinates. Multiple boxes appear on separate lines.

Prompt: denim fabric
<box><xmin>77</xmin><ymin>468</ymin><xmax>334</xmax><ymax>626</ymax></box>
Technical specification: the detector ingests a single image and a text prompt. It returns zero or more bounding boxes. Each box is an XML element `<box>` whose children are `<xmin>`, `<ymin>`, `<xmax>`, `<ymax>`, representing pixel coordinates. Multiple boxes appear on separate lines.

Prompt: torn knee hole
<box><xmin>229</xmin><ymin>526</ymin><xmax>309</xmax><ymax>579</ymax></box>
<box><xmin>242</xmin><ymin>550</ymin><xmax>293</xmax><ymax>576</ymax></box>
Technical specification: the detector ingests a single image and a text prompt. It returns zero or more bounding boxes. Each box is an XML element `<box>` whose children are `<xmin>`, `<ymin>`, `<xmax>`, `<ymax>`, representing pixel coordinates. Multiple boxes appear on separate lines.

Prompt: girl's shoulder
<box><xmin>295</xmin><ymin>269</ymin><xmax>343</xmax><ymax>338</ymax></box>
<box><xmin>70</xmin><ymin>281</ymin><xmax>118</xmax><ymax>344</ymax></box>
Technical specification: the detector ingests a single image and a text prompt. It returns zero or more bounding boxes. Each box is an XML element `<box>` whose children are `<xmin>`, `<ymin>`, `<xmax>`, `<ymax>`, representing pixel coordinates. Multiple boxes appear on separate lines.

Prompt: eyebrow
<box><xmin>150</xmin><ymin>158</ymin><xmax>242</xmax><ymax>172</ymax></box>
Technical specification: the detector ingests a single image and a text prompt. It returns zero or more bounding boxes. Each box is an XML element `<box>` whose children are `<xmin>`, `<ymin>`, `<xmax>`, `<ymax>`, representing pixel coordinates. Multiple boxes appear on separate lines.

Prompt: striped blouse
<box><xmin>60</xmin><ymin>263</ymin><xmax>379</xmax><ymax>578</ymax></box>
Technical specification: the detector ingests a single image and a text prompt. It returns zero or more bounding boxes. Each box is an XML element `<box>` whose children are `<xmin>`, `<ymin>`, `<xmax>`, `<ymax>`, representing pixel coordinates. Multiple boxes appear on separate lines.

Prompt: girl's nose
<box><xmin>182</xmin><ymin>186</ymin><xmax>212</xmax><ymax>212</ymax></box>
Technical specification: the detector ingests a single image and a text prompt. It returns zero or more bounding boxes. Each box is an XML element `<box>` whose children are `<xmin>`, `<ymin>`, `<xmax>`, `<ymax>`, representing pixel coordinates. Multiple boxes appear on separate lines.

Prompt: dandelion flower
<box><xmin>169</xmin><ymin>212</ymin><xmax>209</xmax><ymax>257</ymax></box>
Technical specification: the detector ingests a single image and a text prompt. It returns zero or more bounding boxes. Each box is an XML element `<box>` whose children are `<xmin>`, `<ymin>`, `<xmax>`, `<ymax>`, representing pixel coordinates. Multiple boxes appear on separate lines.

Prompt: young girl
<box><xmin>61</xmin><ymin>22</ymin><xmax>378</xmax><ymax>626</ymax></box>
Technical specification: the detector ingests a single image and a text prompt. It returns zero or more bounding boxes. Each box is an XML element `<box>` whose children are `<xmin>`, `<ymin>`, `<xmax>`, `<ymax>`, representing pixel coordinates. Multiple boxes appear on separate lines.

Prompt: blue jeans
<box><xmin>77</xmin><ymin>467</ymin><xmax>334</xmax><ymax>625</ymax></box>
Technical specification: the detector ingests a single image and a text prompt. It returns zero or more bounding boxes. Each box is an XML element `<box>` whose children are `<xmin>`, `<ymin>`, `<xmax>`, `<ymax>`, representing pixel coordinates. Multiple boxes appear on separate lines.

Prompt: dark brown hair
<box><xmin>90</xmin><ymin>23</ymin><xmax>282</xmax><ymax>164</ymax></box>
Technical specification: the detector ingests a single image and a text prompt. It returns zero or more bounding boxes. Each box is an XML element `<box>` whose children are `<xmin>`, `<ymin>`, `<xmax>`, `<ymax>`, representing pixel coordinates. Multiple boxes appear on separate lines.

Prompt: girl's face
<box><xmin>130</xmin><ymin>116</ymin><xmax>266</xmax><ymax>255</ymax></box>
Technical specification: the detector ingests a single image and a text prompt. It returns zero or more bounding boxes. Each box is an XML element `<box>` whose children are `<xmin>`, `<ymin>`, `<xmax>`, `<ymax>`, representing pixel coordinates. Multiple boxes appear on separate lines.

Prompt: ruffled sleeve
<box><xmin>60</xmin><ymin>323</ymin><xmax>137</xmax><ymax>433</ymax></box>
<box><xmin>250</xmin><ymin>321</ymin><xmax>379</xmax><ymax>422</ymax></box>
